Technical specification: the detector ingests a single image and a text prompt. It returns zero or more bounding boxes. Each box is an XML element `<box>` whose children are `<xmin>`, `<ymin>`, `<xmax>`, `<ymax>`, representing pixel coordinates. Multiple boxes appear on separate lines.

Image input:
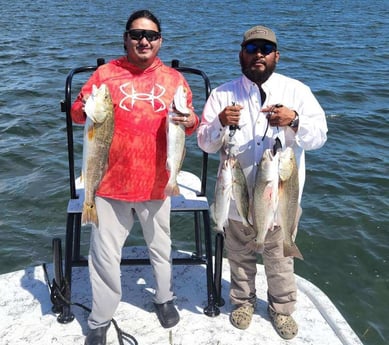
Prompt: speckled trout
<box><xmin>211</xmin><ymin>158</ymin><xmax>233</xmax><ymax>232</ymax></box>
<box><xmin>230</xmin><ymin>156</ymin><xmax>251</xmax><ymax>228</ymax></box>
<box><xmin>277</xmin><ymin>147</ymin><xmax>303</xmax><ymax>259</ymax></box>
<box><xmin>249</xmin><ymin>149</ymin><xmax>280</xmax><ymax>252</ymax></box>
<box><xmin>81</xmin><ymin>84</ymin><xmax>114</xmax><ymax>226</ymax></box>
<box><xmin>165</xmin><ymin>85</ymin><xmax>189</xmax><ymax>196</ymax></box>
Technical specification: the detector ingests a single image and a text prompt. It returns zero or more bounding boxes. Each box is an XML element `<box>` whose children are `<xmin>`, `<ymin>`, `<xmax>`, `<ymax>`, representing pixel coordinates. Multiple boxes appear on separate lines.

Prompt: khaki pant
<box><xmin>225</xmin><ymin>219</ymin><xmax>297</xmax><ymax>315</ymax></box>
<box><xmin>87</xmin><ymin>196</ymin><xmax>174</xmax><ymax>329</ymax></box>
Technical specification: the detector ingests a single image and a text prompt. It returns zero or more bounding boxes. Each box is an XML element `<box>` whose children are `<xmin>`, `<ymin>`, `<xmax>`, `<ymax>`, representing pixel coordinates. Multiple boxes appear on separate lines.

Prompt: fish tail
<box><xmin>283</xmin><ymin>242</ymin><xmax>304</xmax><ymax>260</ymax></box>
<box><xmin>212</xmin><ymin>225</ymin><xmax>225</xmax><ymax>234</ymax></box>
<box><xmin>164</xmin><ymin>183</ymin><xmax>180</xmax><ymax>196</ymax></box>
<box><xmin>81</xmin><ymin>202</ymin><xmax>99</xmax><ymax>227</ymax></box>
<box><xmin>242</xmin><ymin>217</ymin><xmax>253</xmax><ymax>228</ymax></box>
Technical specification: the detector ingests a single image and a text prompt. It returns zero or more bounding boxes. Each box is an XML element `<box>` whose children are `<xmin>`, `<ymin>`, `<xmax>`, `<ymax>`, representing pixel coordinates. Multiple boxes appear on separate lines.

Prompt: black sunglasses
<box><xmin>243</xmin><ymin>42</ymin><xmax>276</xmax><ymax>55</ymax></box>
<box><xmin>126</xmin><ymin>29</ymin><xmax>161</xmax><ymax>42</ymax></box>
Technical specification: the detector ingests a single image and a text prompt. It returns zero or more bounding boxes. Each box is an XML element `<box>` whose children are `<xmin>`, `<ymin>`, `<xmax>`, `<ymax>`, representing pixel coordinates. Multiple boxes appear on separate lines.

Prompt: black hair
<box><xmin>125</xmin><ymin>9</ymin><xmax>161</xmax><ymax>32</ymax></box>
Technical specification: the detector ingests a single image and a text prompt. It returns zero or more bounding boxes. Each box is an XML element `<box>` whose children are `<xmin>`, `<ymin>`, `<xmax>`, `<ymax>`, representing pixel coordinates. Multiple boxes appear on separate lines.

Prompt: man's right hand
<box><xmin>218</xmin><ymin>104</ymin><xmax>243</xmax><ymax>127</ymax></box>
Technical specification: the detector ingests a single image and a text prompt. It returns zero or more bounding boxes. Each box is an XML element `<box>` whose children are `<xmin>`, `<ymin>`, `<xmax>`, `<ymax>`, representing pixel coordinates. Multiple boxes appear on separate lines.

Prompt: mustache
<box><xmin>252</xmin><ymin>57</ymin><xmax>266</xmax><ymax>65</ymax></box>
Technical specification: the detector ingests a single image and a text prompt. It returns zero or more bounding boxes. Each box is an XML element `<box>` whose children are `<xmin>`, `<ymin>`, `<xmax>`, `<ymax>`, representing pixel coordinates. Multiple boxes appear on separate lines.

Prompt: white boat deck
<box><xmin>0</xmin><ymin>247</ymin><xmax>363</xmax><ymax>345</ymax></box>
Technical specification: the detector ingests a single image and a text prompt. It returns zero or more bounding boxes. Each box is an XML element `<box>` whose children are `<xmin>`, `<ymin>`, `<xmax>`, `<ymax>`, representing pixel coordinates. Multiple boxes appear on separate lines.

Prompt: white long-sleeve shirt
<box><xmin>197</xmin><ymin>73</ymin><xmax>327</xmax><ymax>222</ymax></box>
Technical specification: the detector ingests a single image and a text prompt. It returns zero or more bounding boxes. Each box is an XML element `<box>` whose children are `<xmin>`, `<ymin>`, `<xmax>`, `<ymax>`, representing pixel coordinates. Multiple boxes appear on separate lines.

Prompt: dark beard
<box><xmin>241</xmin><ymin>66</ymin><xmax>273</xmax><ymax>85</ymax></box>
<box><xmin>239</xmin><ymin>54</ymin><xmax>276</xmax><ymax>85</ymax></box>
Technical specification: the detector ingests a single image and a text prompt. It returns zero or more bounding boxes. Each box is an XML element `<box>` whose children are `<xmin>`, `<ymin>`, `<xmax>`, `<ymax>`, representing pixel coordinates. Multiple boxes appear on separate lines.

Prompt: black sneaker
<box><xmin>154</xmin><ymin>300</ymin><xmax>180</xmax><ymax>328</ymax></box>
<box><xmin>84</xmin><ymin>323</ymin><xmax>110</xmax><ymax>345</ymax></box>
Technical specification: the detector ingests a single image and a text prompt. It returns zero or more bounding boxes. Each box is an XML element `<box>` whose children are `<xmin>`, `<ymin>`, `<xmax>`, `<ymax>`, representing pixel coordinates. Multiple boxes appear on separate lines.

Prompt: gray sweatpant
<box><xmin>225</xmin><ymin>219</ymin><xmax>297</xmax><ymax>315</ymax></box>
<box><xmin>87</xmin><ymin>196</ymin><xmax>174</xmax><ymax>329</ymax></box>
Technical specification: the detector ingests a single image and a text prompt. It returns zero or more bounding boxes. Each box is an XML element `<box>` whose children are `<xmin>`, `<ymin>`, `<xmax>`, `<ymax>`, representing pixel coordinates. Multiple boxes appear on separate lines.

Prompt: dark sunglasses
<box><xmin>126</xmin><ymin>29</ymin><xmax>161</xmax><ymax>42</ymax></box>
<box><xmin>243</xmin><ymin>42</ymin><xmax>276</xmax><ymax>55</ymax></box>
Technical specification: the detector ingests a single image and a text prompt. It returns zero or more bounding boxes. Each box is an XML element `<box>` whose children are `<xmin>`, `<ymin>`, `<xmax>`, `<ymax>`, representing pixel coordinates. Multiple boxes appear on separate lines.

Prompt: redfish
<box><xmin>81</xmin><ymin>84</ymin><xmax>114</xmax><ymax>226</ymax></box>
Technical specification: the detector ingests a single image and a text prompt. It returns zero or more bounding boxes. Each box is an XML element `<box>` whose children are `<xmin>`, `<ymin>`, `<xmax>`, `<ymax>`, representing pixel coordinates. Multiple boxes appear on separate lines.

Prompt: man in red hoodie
<box><xmin>71</xmin><ymin>9</ymin><xmax>199</xmax><ymax>345</ymax></box>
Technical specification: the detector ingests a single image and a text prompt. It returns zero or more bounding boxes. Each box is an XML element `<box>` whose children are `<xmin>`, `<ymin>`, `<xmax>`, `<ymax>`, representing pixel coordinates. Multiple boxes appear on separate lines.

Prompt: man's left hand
<box><xmin>262</xmin><ymin>104</ymin><xmax>296</xmax><ymax>127</ymax></box>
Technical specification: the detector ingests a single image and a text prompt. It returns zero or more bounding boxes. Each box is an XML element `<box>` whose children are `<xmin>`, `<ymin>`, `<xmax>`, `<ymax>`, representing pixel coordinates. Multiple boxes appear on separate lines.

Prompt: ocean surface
<box><xmin>0</xmin><ymin>0</ymin><xmax>388</xmax><ymax>344</ymax></box>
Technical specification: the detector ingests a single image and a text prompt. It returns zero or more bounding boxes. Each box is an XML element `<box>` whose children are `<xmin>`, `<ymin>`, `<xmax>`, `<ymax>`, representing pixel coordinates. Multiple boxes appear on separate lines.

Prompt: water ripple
<box><xmin>0</xmin><ymin>1</ymin><xmax>388</xmax><ymax>344</ymax></box>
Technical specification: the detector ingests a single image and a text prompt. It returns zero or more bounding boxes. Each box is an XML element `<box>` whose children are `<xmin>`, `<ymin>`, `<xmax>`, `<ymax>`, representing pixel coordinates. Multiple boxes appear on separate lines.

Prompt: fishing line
<box><xmin>228</xmin><ymin>101</ymin><xmax>275</xmax><ymax>155</ymax></box>
<box><xmin>262</xmin><ymin>103</ymin><xmax>280</xmax><ymax>141</ymax></box>
<box><xmin>263</xmin><ymin>104</ymin><xmax>282</xmax><ymax>154</ymax></box>
<box><xmin>229</xmin><ymin>101</ymin><xmax>239</xmax><ymax>138</ymax></box>
<box><xmin>261</xmin><ymin>117</ymin><xmax>270</xmax><ymax>142</ymax></box>
<box><xmin>42</xmin><ymin>263</ymin><xmax>138</xmax><ymax>345</ymax></box>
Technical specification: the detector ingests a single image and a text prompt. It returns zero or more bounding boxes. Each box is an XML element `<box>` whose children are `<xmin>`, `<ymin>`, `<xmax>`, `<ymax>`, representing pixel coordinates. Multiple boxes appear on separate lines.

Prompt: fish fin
<box><xmin>179</xmin><ymin>147</ymin><xmax>186</xmax><ymax>171</ymax></box>
<box><xmin>283</xmin><ymin>242</ymin><xmax>304</xmax><ymax>260</ymax></box>
<box><xmin>86</xmin><ymin>122</ymin><xmax>95</xmax><ymax>140</ymax></box>
<box><xmin>210</xmin><ymin>202</ymin><xmax>215</xmax><ymax>215</ymax></box>
<box><xmin>209</xmin><ymin>204</ymin><xmax>227</xmax><ymax>233</ymax></box>
<box><xmin>241</xmin><ymin>217</ymin><xmax>254</xmax><ymax>231</ymax></box>
<box><xmin>81</xmin><ymin>202</ymin><xmax>99</xmax><ymax>227</ymax></box>
<box><xmin>210</xmin><ymin>203</ymin><xmax>217</xmax><ymax>223</ymax></box>
<box><xmin>291</xmin><ymin>206</ymin><xmax>303</xmax><ymax>241</ymax></box>
<box><xmin>242</xmin><ymin>217</ymin><xmax>252</xmax><ymax>228</ymax></box>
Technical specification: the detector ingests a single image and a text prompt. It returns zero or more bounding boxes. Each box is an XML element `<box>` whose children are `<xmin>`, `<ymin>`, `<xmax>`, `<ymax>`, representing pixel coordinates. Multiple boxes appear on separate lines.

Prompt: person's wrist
<box><xmin>187</xmin><ymin>117</ymin><xmax>195</xmax><ymax>128</ymax></box>
<box><xmin>288</xmin><ymin>111</ymin><xmax>299</xmax><ymax>128</ymax></box>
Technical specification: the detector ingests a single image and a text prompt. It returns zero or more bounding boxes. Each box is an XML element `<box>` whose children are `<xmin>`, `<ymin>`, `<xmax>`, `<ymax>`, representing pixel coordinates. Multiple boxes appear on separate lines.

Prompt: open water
<box><xmin>0</xmin><ymin>0</ymin><xmax>388</xmax><ymax>344</ymax></box>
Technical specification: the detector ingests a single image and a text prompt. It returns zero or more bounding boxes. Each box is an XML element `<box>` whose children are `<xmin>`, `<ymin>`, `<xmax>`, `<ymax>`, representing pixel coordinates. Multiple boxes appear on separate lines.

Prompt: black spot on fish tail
<box><xmin>81</xmin><ymin>202</ymin><xmax>99</xmax><ymax>227</ymax></box>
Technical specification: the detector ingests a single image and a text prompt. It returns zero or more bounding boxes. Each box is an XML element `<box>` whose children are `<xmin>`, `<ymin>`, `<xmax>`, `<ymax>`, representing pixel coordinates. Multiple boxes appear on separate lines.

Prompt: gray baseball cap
<box><xmin>241</xmin><ymin>25</ymin><xmax>277</xmax><ymax>46</ymax></box>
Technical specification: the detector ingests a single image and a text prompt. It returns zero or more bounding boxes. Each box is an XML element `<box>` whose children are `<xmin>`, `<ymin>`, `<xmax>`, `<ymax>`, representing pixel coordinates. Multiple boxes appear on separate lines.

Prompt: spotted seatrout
<box><xmin>211</xmin><ymin>158</ymin><xmax>233</xmax><ymax>232</ymax></box>
<box><xmin>277</xmin><ymin>147</ymin><xmax>303</xmax><ymax>259</ymax></box>
<box><xmin>81</xmin><ymin>84</ymin><xmax>114</xmax><ymax>226</ymax></box>
<box><xmin>165</xmin><ymin>85</ymin><xmax>189</xmax><ymax>196</ymax></box>
<box><xmin>249</xmin><ymin>149</ymin><xmax>280</xmax><ymax>252</ymax></box>
<box><xmin>230</xmin><ymin>156</ymin><xmax>251</xmax><ymax>228</ymax></box>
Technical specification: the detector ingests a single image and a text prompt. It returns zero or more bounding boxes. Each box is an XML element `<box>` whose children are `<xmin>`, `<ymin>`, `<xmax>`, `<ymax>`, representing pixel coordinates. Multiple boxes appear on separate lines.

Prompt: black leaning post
<box><xmin>214</xmin><ymin>232</ymin><xmax>225</xmax><ymax>307</ymax></box>
<box><xmin>57</xmin><ymin>58</ymin><xmax>105</xmax><ymax>323</ymax></box>
<box><xmin>51</xmin><ymin>238</ymin><xmax>75</xmax><ymax>323</ymax></box>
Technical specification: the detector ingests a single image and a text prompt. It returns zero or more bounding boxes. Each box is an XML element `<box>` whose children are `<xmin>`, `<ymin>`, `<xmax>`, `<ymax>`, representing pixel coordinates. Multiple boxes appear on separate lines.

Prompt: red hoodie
<box><xmin>71</xmin><ymin>57</ymin><xmax>198</xmax><ymax>202</ymax></box>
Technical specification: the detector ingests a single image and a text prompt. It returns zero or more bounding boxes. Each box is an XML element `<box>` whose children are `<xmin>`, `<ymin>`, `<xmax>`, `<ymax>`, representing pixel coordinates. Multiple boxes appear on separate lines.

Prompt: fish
<box><xmin>210</xmin><ymin>158</ymin><xmax>233</xmax><ymax>232</ymax></box>
<box><xmin>230</xmin><ymin>156</ymin><xmax>251</xmax><ymax>228</ymax></box>
<box><xmin>277</xmin><ymin>147</ymin><xmax>303</xmax><ymax>259</ymax></box>
<box><xmin>165</xmin><ymin>85</ymin><xmax>189</xmax><ymax>196</ymax></box>
<box><xmin>248</xmin><ymin>149</ymin><xmax>280</xmax><ymax>252</ymax></box>
<box><xmin>165</xmin><ymin>121</ymin><xmax>186</xmax><ymax>196</ymax></box>
<box><xmin>81</xmin><ymin>84</ymin><xmax>114</xmax><ymax>226</ymax></box>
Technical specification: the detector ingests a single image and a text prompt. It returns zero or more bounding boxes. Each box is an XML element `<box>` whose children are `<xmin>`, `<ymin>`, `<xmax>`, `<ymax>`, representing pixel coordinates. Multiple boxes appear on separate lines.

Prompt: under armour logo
<box><xmin>119</xmin><ymin>82</ymin><xmax>166</xmax><ymax>112</ymax></box>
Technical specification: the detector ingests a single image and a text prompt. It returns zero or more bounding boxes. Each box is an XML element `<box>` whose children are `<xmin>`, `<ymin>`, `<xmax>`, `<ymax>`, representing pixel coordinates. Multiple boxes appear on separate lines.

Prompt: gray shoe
<box><xmin>154</xmin><ymin>300</ymin><xmax>180</xmax><ymax>328</ymax></box>
<box><xmin>84</xmin><ymin>323</ymin><xmax>110</xmax><ymax>345</ymax></box>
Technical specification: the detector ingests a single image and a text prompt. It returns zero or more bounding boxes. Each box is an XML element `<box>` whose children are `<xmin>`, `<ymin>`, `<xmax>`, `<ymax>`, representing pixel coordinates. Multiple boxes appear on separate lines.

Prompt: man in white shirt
<box><xmin>197</xmin><ymin>25</ymin><xmax>327</xmax><ymax>339</ymax></box>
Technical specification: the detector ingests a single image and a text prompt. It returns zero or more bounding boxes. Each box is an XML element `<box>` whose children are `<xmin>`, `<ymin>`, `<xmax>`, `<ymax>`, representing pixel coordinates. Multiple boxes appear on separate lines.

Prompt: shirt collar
<box><xmin>241</xmin><ymin>74</ymin><xmax>257</xmax><ymax>94</ymax></box>
<box><xmin>240</xmin><ymin>73</ymin><xmax>278</xmax><ymax>92</ymax></box>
